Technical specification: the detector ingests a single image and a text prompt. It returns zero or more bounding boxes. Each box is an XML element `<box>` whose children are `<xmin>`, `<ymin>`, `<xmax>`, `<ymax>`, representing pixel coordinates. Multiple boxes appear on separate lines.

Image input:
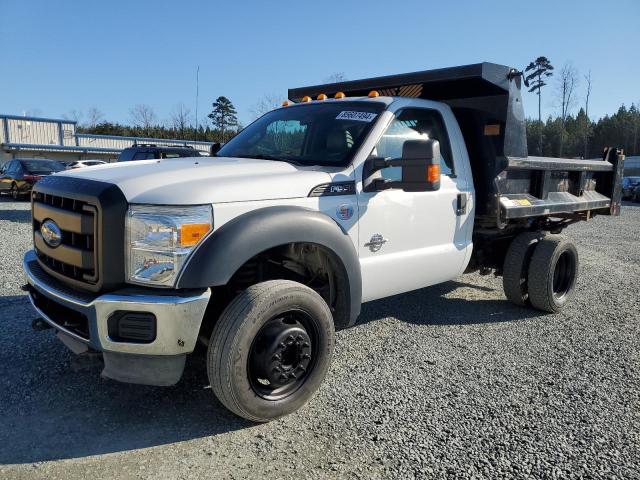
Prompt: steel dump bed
<box><xmin>289</xmin><ymin>62</ymin><xmax>624</xmax><ymax>229</ymax></box>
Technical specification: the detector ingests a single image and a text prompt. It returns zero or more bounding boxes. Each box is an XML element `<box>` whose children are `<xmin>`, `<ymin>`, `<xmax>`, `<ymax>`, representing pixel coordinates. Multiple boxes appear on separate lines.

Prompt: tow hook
<box><xmin>32</xmin><ymin>318</ymin><xmax>52</xmax><ymax>331</ymax></box>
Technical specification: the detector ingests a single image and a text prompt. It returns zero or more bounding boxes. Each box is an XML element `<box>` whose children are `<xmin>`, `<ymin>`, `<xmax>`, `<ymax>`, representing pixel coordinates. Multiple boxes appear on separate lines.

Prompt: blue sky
<box><xmin>1</xmin><ymin>0</ymin><xmax>638</xmax><ymax>128</ymax></box>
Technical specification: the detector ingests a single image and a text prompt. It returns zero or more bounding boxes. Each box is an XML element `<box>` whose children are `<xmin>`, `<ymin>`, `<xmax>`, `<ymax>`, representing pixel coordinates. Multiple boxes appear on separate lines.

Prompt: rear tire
<box><xmin>10</xmin><ymin>183</ymin><xmax>19</xmax><ymax>201</ymax></box>
<box><xmin>502</xmin><ymin>231</ymin><xmax>544</xmax><ymax>306</ymax></box>
<box><xmin>527</xmin><ymin>235</ymin><xmax>579</xmax><ymax>313</ymax></box>
<box><xmin>207</xmin><ymin>280</ymin><xmax>334</xmax><ymax>422</ymax></box>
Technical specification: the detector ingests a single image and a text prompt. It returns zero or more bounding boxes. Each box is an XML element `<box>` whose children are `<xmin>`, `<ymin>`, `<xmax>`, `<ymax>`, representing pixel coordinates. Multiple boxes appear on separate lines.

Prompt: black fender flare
<box><xmin>177</xmin><ymin>206</ymin><xmax>361</xmax><ymax>326</ymax></box>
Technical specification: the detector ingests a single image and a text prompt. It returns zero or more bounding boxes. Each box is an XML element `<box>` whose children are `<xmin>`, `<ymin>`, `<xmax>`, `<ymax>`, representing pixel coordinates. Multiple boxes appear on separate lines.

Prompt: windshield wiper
<box><xmin>236</xmin><ymin>154</ymin><xmax>303</xmax><ymax>166</ymax></box>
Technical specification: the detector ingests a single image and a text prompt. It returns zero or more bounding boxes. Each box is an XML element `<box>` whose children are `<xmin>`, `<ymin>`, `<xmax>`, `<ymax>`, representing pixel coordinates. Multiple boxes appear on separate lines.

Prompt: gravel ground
<box><xmin>0</xmin><ymin>196</ymin><xmax>638</xmax><ymax>479</ymax></box>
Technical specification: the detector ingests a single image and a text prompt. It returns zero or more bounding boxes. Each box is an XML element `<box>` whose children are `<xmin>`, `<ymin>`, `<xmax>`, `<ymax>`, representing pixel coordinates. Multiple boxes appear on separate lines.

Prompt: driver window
<box><xmin>374</xmin><ymin>108</ymin><xmax>454</xmax><ymax>181</ymax></box>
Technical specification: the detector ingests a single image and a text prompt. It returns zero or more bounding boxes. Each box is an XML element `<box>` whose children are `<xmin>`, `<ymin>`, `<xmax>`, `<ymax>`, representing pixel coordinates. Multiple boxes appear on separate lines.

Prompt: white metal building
<box><xmin>0</xmin><ymin>113</ymin><xmax>213</xmax><ymax>164</ymax></box>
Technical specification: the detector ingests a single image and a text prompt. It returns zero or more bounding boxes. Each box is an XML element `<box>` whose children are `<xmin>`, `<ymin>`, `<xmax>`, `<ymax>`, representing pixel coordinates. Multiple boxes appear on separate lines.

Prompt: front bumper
<box><xmin>23</xmin><ymin>250</ymin><xmax>211</xmax><ymax>385</ymax></box>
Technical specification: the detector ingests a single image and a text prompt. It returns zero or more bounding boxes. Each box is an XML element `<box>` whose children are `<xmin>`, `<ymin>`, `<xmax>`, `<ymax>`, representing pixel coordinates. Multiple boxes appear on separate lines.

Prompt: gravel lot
<box><xmin>0</xmin><ymin>196</ymin><xmax>638</xmax><ymax>479</ymax></box>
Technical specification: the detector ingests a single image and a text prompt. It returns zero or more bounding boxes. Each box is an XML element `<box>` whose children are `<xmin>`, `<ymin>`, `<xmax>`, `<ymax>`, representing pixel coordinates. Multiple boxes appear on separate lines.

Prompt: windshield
<box><xmin>217</xmin><ymin>101</ymin><xmax>385</xmax><ymax>166</ymax></box>
<box><xmin>21</xmin><ymin>160</ymin><xmax>65</xmax><ymax>174</ymax></box>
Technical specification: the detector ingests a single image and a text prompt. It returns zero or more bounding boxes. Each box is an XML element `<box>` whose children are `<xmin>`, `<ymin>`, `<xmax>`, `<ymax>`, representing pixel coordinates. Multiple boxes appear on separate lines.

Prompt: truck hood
<box><xmin>58</xmin><ymin>157</ymin><xmax>333</xmax><ymax>204</ymax></box>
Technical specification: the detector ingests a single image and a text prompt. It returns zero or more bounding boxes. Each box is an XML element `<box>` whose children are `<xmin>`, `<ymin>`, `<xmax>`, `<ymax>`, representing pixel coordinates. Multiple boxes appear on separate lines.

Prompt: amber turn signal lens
<box><xmin>334</xmin><ymin>92</ymin><xmax>346</xmax><ymax>99</ymax></box>
<box><xmin>427</xmin><ymin>164</ymin><xmax>440</xmax><ymax>183</ymax></box>
<box><xmin>301</xmin><ymin>96</ymin><xmax>312</xmax><ymax>102</ymax></box>
<box><xmin>180</xmin><ymin>223</ymin><xmax>211</xmax><ymax>247</ymax></box>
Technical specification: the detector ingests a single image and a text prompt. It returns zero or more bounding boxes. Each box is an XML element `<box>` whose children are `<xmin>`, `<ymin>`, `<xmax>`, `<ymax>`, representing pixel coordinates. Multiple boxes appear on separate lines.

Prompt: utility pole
<box><xmin>195</xmin><ymin>65</ymin><xmax>200</xmax><ymax>141</ymax></box>
<box><xmin>583</xmin><ymin>71</ymin><xmax>592</xmax><ymax>159</ymax></box>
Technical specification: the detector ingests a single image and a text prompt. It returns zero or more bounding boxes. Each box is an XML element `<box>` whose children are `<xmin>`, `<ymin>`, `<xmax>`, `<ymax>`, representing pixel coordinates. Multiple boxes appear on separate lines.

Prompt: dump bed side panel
<box><xmin>496</xmin><ymin>149</ymin><xmax>624</xmax><ymax>223</ymax></box>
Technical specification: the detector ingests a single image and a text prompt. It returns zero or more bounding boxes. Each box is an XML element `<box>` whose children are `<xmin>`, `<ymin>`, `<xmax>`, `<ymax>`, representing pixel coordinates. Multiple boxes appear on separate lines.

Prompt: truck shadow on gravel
<box><xmin>355</xmin><ymin>279</ymin><xmax>540</xmax><ymax>328</ymax></box>
<box><xmin>0</xmin><ymin>296</ymin><xmax>251</xmax><ymax>464</ymax></box>
<box><xmin>0</xmin><ymin>278</ymin><xmax>537</xmax><ymax>465</ymax></box>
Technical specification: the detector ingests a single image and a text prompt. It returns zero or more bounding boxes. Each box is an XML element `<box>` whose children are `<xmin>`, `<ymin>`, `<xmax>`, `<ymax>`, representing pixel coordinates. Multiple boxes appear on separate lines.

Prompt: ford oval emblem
<box><xmin>41</xmin><ymin>219</ymin><xmax>62</xmax><ymax>248</ymax></box>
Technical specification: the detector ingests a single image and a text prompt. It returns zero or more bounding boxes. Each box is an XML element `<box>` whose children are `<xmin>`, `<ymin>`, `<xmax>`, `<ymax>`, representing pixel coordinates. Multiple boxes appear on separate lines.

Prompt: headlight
<box><xmin>125</xmin><ymin>205</ymin><xmax>212</xmax><ymax>287</ymax></box>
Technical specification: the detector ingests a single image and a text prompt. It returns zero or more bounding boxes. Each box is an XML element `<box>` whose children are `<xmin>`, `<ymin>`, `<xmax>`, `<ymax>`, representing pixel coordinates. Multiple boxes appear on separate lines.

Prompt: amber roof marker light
<box><xmin>317</xmin><ymin>93</ymin><xmax>327</xmax><ymax>100</ymax></box>
<box><xmin>282</xmin><ymin>100</ymin><xmax>290</xmax><ymax>107</ymax></box>
<box><xmin>334</xmin><ymin>92</ymin><xmax>346</xmax><ymax>99</ymax></box>
<box><xmin>368</xmin><ymin>90</ymin><xmax>379</xmax><ymax>98</ymax></box>
<box><xmin>301</xmin><ymin>96</ymin><xmax>312</xmax><ymax>102</ymax></box>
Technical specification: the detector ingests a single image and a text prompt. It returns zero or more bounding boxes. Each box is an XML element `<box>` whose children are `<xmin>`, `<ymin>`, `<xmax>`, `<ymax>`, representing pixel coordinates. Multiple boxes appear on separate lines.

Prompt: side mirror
<box><xmin>364</xmin><ymin>139</ymin><xmax>441</xmax><ymax>192</ymax></box>
<box><xmin>400</xmin><ymin>139</ymin><xmax>440</xmax><ymax>192</ymax></box>
<box><xmin>210</xmin><ymin>142</ymin><xmax>222</xmax><ymax>156</ymax></box>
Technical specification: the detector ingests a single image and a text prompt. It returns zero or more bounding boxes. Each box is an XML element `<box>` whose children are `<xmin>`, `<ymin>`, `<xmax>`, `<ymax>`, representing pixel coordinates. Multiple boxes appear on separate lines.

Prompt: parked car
<box><xmin>66</xmin><ymin>160</ymin><xmax>108</xmax><ymax>169</ymax></box>
<box><xmin>117</xmin><ymin>144</ymin><xmax>203</xmax><ymax>162</ymax></box>
<box><xmin>622</xmin><ymin>176</ymin><xmax>640</xmax><ymax>199</ymax></box>
<box><xmin>0</xmin><ymin>158</ymin><xmax>65</xmax><ymax>200</ymax></box>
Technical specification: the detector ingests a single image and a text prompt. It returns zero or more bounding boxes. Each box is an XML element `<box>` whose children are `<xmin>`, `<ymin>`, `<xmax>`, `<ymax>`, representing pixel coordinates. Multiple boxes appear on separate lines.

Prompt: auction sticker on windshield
<box><xmin>336</xmin><ymin>111</ymin><xmax>378</xmax><ymax>122</ymax></box>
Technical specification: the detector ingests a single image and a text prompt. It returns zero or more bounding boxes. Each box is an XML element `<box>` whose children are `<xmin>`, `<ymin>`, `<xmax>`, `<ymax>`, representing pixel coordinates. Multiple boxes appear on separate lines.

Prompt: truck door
<box><xmin>357</xmin><ymin>106</ymin><xmax>472</xmax><ymax>302</ymax></box>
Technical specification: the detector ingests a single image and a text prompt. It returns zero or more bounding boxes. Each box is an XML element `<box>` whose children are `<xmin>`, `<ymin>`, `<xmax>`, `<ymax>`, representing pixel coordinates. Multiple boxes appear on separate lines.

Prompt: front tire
<box><xmin>527</xmin><ymin>235</ymin><xmax>579</xmax><ymax>313</ymax></box>
<box><xmin>207</xmin><ymin>280</ymin><xmax>335</xmax><ymax>422</ymax></box>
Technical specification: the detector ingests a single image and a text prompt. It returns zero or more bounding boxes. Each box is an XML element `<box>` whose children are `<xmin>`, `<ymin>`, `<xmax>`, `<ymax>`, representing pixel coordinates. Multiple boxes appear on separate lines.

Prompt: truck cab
<box><xmin>22</xmin><ymin>63</ymin><xmax>624</xmax><ymax>422</ymax></box>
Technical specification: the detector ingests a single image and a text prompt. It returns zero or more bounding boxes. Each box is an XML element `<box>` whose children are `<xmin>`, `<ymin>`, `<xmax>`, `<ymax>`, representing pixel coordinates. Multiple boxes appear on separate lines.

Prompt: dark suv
<box><xmin>622</xmin><ymin>176</ymin><xmax>640</xmax><ymax>199</ymax></box>
<box><xmin>118</xmin><ymin>144</ymin><xmax>204</xmax><ymax>162</ymax></box>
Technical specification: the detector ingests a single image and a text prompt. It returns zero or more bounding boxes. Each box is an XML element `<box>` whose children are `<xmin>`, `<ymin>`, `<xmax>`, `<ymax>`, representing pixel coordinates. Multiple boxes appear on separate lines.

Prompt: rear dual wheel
<box><xmin>502</xmin><ymin>232</ymin><xmax>545</xmax><ymax>306</ymax></box>
<box><xmin>207</xmin><ymin>280</ymin><xmax>334</xmax><ymax>422</ymax></box>
<box><xmin>503</xmin><ymin>233</ymin><xmax>579</xmax><ymax>313</ymax></box>
<box><xmin>527</xmin><ymin>235</ymin><xmax>579</xmax><ymax>313</ymax></box>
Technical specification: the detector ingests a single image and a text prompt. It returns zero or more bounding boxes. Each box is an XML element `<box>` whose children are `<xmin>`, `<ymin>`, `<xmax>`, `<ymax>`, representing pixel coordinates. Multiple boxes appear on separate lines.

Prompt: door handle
<box><xmin>456</xmin><ymin>193</ymin><xmax>467</xmax><ymax>215</ymax></box>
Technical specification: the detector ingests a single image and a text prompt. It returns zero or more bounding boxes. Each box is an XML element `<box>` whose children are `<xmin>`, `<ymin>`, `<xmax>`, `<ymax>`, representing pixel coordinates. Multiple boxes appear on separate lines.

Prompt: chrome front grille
<box><xmin>32</xmin><ymin>191</ymin><xmax>98</xmax><ymax>285</ymax></box>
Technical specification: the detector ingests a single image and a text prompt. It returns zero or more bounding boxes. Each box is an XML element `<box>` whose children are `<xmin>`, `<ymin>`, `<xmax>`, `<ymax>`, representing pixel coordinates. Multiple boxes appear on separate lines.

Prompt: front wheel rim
<box><xmin>248</xmin><ymin>309</ymin><xmax>318</xmax><ymax>401</ymax></box>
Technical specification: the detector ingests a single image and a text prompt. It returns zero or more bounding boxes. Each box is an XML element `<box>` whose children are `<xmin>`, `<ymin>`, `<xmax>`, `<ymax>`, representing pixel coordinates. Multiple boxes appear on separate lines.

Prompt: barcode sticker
<box><xmin>336</xmin><ymin>111</ymin><xmax>378</xmax><ymax>122</ymax></box>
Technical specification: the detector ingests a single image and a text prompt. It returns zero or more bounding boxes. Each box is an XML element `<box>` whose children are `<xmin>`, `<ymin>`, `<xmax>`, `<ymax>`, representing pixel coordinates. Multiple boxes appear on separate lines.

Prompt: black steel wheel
<box><xmin>248</xmin><ymin>310</ymin><xmax>317</xmax><ymax>400</ymax></box>
<box><xmin>207</xmin><ymin>280</ymin><xmax>334</xmax><ymax>422</ymax></box>
<box><xmin>527</xmin><ymin>235</ymin><xmax>579</xmax><ymax>313</ymax></box>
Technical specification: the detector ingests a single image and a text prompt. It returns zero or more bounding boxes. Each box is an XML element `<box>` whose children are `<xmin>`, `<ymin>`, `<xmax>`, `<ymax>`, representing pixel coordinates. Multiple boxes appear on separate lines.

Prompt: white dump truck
<box><xmin>23</xmin><ymin>63</ymin><xmax>624</xmax><ymax>421</ymax></box>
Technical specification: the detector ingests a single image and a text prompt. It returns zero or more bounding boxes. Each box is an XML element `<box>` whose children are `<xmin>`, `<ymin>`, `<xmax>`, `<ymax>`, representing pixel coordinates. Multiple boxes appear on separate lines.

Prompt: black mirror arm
<box><xmin>366</xmin><ymin>156</ymin><xmax>390</xmax><ymax>174</ymax></box>
<box><xmin>368</xmin><ymin>178</ymin><xmax>402</xmax><ymax>191</ymax></box>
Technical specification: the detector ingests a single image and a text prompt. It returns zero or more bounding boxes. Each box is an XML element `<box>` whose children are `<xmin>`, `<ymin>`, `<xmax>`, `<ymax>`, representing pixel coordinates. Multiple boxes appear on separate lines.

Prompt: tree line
<box><xmin>72</xmin><ymin>96</ymin><xmax>241</xmax><ymax>144</ymax></box>
<box><xmin>526</xmin><ymin>104</ymin><xmax>640</xmax><ymax>159</ymax></box>
<box><xmin>524</xmin><ymin>56</ymin><xmax>639</xmax><ymax>158</ymax></box>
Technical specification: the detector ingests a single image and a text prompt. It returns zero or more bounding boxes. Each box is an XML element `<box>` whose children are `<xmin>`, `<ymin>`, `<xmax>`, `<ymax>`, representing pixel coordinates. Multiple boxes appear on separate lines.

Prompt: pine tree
<box><xmin>525</xmin><ymin>57</ymin><xmax>554</xmax><ymax>154</ymax></box>
<box><xmin>208</xmin><ymin>96</ymin><xmax>238</xmax><ymax>142</ymax></box>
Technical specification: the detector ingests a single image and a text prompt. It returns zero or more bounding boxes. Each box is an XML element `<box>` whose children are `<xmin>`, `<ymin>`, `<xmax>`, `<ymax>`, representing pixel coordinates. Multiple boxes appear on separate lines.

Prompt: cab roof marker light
<box><xmin>334</xmin><ymin>92</ymin><xmax>346</xmax><ymax>99</ymax></box>
<box><xmin>317</xmin><ymin>93</ymin><xmax>327</xmax><ymax>100</ymax></box>
<box><xmin>282</xmin><ymin>100</ymin><xmax>290</xmax><ymax>107</ymax></box>
<box><xmin>301</xmin><ymin>96</ymin><xmax>312</xmax><ymax>102</ymax></box>
<box><xmin>368</xmin><ymin>90</ymin><xmax>379</xmax><ymax>98</ymax></box>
